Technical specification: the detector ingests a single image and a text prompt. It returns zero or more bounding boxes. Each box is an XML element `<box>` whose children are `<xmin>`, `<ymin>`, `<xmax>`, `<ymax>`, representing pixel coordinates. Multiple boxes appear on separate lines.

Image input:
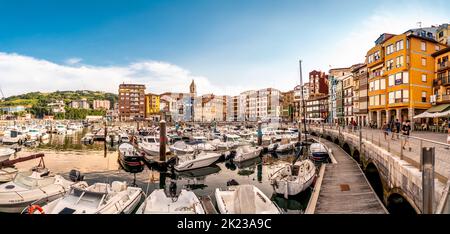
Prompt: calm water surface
<box><xmin>11</xmin><ymin>128</ymin><xmax>313</xmax><ymax>214</ymax></box>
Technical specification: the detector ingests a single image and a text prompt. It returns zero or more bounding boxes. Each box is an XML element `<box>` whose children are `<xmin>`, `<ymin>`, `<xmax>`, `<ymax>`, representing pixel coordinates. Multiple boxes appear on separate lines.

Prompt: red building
<box><xmin>308</xmin><ymin>70</ymin><xmax>329</xmax><ymax>97</ymax></box>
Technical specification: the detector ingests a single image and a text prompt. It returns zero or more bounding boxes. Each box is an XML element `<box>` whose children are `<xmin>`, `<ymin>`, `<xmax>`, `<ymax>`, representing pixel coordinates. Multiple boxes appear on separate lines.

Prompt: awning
<box><xmin>427</xmin><ymin>104</ymin><xmax>450</xmax><ymax>113</ymax></box>
<box><xmin>413</xmin><ymin>104</ymin><xmax>450</xmax><ymax>119</ymax></box>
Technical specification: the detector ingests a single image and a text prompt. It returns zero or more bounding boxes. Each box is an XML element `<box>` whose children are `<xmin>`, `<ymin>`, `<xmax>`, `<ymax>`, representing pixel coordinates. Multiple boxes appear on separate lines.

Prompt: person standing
<box><xmin>402</xmin><ymin>120</ymin><xmax>411</xmax><ymax>151</ymax></box>
<box><xmin>382</xmin><ymin>122</ymin><xmax>389</xmax><ymax>140</ymax></box>
<box><xmin>394</xmin><ymin>119</ymin><xmax>401</xmax><ymax>140</ymax></box>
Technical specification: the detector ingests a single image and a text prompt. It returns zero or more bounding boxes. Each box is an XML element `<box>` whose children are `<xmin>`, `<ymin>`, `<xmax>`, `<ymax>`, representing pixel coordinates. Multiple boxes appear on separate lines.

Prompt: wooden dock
<box><xmin>312</xmin><ymin>139</ymin><xmax>388</xmax><ymax>214</ymax></box>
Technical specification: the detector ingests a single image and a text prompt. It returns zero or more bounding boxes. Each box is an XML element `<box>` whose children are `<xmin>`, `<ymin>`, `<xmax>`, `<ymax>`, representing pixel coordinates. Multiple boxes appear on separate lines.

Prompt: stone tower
<box><xmin>190</xmin><ymin>79</ymin><xmax>197</xmax><ymax>97</ymax></box>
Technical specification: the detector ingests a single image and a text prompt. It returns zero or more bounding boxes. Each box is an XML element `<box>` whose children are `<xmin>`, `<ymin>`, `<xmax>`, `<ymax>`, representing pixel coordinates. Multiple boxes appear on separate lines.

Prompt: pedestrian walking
<box><xmin>402</xmin><ymin>120</ymin><xmax>411</xmax><ymax>151</ymax></box>
<box><xmin>395</xmin><ymin>119</ymin><xmax>401</xmax><ymax>140</ymax></box>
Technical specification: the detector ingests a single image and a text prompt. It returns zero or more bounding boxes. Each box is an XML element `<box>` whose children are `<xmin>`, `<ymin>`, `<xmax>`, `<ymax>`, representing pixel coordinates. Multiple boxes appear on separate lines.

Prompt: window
<box><xmin>386</xmin><ymin>44</ymin><xmax>394</xmax><ymax>55</ymax></box>
<box><xmin>389</xmin><ymin>92</ymin><xmax>395</xmax><ymax>104</ymax></box>
<box><xmin>422</xmin><ymin>91</ymin><xmax>427</xmax><ymax>102</ymax></box>
<box><xmin>369</xmin><ymin>96</ymin><xmax>374</xmax><ymax>106</ymax></box>
<box><xmin>403</xmin><ymin>72</ymin><xmax>409</xmax><ymax>83</ymax></box>
<box><xmin>374</xmin><ymin>80</ymin><xmax>380</xmax><ymax>90</ymax></box>
<box><xmin>439</xmin><ymin>31</ymin><xmax>444</xmax><ymax>38</ymax></box>
<box><xmin>374</xmin><ymin>95</ymin><xmax>379</xmax><ymax>105</ymax></box>
<box><xmin>403</xmin><ymin>90</ymin><xmax>409</xmax><ymax>102</ymax></box>
<box><xmin>421</xmin><ymin>58</ymin><xmax>426</xmax><ymax>66</ymax></box>
<box><xmin>396</xmin><ymin>40</ymin><xmax>404</xmax><ymax>51</ymax></box>
<box><xmin>422</xmin><ymin>74</ymin><xmax>427</xmax><ymax>82</ymax></box>
<box><xmin>369</xmin><ymin>81</ymin><xmax>374</xmax><ymax>91</ymax></box>
<box><xmin>386</xmin><ymin>60</ymin><xmax>394</xmax><ymax>70</ymax></box>
<box><xmin>421</xmin><ymin>41</ymin><xmax>426</xmax><ymax>51</ymax></box>
<box><xmin>395</xmin><ymin>73</ymin><xmax>403</xmax><ymax>85</ymax></box>
<box><xmin>436</xmin><ymin>45</ymin><xmax>440</xmax><ymax>51</ymax></box>
<box><xmin>396</xmin><ymin>56</ymin><xmax>403</xmax><ymax>67</ymax></box>
<box><xmin>380</xmin><ymin>78</ymin><xmax>386</xmax><ymax>89</ymax></box>
<box><xmin>389</xmin><ymin>75</ymin><xmax>395</xmax><ymax>86</ymax></box>
<box><xmin>380</xmin><ymin>95</ymin><xmax>385</xmax><ymax>105</ymax></box>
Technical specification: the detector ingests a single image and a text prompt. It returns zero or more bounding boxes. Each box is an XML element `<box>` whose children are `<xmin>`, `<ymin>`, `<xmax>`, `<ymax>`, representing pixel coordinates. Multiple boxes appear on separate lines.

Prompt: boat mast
<box><xmin>299</xmin><ymin>60</ymin><xmax>307</xmax><ymax>144</ymax></box>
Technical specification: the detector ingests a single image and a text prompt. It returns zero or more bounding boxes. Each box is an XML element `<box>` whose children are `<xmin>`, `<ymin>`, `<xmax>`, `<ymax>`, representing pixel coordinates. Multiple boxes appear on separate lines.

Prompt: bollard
<box><xmin>419</xmin><ymin>140</ymin><xmax>423</xmax><ymax>172</ymax></box>
<box><xmin>160</xmin><ymin>120</ymin><xmax>167</xmax><ymax>161</ymax></box>
<box><xmin>257</xmin><ymin>121</ymin><xmax>262</xmax><ymax>146</ymax></box>
<box><xmin>421</xmin><ymin>147</ymin><xmax>435</xmax><ymax>214</ymax></box>
<box><xmin>400</xmin><ymin>137</ymin><xmax>403</xmax><ymax>160</ymax></box>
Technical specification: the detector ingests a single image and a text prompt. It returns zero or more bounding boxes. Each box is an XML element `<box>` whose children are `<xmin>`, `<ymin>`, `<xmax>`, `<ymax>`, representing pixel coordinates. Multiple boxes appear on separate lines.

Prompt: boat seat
<box><xmin>234</xmin><ymin>185</ymin><xmax>256</xmax><ymax>214</ymax></box>
<box><xmin>111</xmin><ymin>181</ymin><xmax>127</xmax><ymax>192</ymax></box>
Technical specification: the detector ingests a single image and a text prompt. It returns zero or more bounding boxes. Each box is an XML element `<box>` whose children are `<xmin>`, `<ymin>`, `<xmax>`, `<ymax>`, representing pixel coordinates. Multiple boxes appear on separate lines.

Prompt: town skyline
<box><xmin>0</xmin><ymin>0</ymin><xmax>449</xmax><ymax>97</ymax></box>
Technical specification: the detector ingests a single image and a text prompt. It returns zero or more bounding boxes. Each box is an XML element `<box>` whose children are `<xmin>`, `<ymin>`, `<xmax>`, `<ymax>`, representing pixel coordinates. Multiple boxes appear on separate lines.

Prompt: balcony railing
<box><xmin>439</xmin><ymin>94</ymin><xmax>450</xmax><ymax>102</ymax></box>
<box><xmin>439</xmin><ymin>61</ymin><xmax>449</xmax><ymax>71</ymax></box>
<box><xmin>440</xmin><ymin>76</ymin><xmax>450</xmax><ymax>85</ymax></box>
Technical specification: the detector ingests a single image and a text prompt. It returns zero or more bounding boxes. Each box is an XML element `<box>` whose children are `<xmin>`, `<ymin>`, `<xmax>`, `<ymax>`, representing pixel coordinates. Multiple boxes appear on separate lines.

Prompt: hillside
<box><xmin>1</xmin><ymin>90</ymin><xmax>118</xmax><ymax>107</ymax></box>
<box><xmin>0</xmin><ymin>90</ymin><xmax>118</xmax><ymax>119</ymax></box>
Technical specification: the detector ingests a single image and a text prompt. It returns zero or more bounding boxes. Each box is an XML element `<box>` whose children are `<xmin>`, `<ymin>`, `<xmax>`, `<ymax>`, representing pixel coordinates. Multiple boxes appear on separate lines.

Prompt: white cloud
<box><xmin>0</xmin><ymin>52</ymin><xmax>233</xmax><ymax>97</ymax></box>
<box><xmin>65</xmin><ymin>57</ymin><xmax>83</xmax><ymax>65</ymax></box>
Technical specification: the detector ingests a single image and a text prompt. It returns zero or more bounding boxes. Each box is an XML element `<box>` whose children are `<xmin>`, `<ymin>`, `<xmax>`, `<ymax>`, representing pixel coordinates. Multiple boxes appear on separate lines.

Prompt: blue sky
<box><xmin>0</xmin><ymin>0</ymin><xmax>449</xmax><ymax>96</ymax></box>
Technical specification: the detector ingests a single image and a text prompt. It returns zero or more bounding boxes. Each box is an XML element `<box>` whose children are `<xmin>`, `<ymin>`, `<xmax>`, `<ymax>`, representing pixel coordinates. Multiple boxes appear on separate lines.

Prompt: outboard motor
<box><xmin>226</xmin><ymin>179</ymin><xmax>239</xmax><ymax>186</ymax></box>
<box><xmin>166</xmin><ymin>157</ymin><xmax>178</xmax><ymax>168</ymax></box>
<box><xmin>69</xmin><ymin>169</ymin><xmax>84</xmax><ymax>182</ymax></box>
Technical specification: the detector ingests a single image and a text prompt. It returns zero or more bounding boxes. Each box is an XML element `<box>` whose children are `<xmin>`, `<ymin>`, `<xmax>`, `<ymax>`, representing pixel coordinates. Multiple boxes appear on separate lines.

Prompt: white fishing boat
<box><xmin>36</xmin><ymin>181</ymin><xmax>143</xmax><ymax>214</ymax></box>
<box><xmin>215</xmin><ymin>185</ymin><xmax>281</xmax><ymax>214</ymax></box>
<box><xmin>0</xmin><ymin>171</ymin><xmax>76</xmax><ymax>213</ymax></box>
<box><xmin>269</xmin><ymin>159</ymin><xmax>316</xmax><ymax>197</ymax></box>
<box><xmin>2</xmin><ymin>130</ymin><xmax>27</xmax><ymax>145</ymax></box>
<box><xmin>170</xmin><ymin>141</ymin><xmax>194</xmax><ymax>155</ymax></box>
<box><xmin>55</xmin><ymin>124</ymin><xmax>67</xmax><ymax>135</ymax></box>
<box><xmin>119</xmin><ymin>133</ymin><xmax>130</xmax><ymax>143</ymax></box>
<box><xmin>26</xmin><ymin>128</ymin><xmax>42</xmax><ymax>140</ymax></box>
<box><xmin>138</xmin><ymin>136</ymin><xmax>170</xmax><ymax>156</ymax></box>
<box><xmin>210</xmin><ymin>139</ymin><xmax>234</xmax><ymax>150</ymax></box>
<box><xmin>81</xmin><ymin>133</ymin><xmax>94</xmax><ymax>144</ymax></box>
<box><xmin>192</xmin><ymin>136</ymin><xmax>216</xmax><ymax>151</ymax></box>
<box><xmin>233</xmin><ymin>145</ymin><xmax>262</xmax><ymax>163</ymax></box>
<box><xmin>275</xmin><ymin>139</ymin><xmax>295</xmax><ymax>153</ymax></box>
<box><xmin>174</xmin><ymin>151</ymin><xmax>222</xmax><ymax>171</ymax></box>
<box><xmin>137</xmin><ymin>189</ymin><xmax>205</xmax><ymax>214</ymax></box>
<box><xmin>0</xmin><ymin>147</ymin><xmax>15</xmax><ymax>163</ymax></box>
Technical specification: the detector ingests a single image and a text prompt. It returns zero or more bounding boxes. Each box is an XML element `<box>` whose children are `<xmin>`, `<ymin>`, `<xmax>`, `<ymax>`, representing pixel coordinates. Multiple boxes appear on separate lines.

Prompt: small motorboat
<box><xmin>170</xmin><ymin>141</ymin><xmax>194</xmax><ymax>155</ymax></box>
<box><xmin>138</xmin><ymin>136</ymin><xmax>170</xmax><ymax>156</ymax></box>
<box><xmin>0</xmin><ymin>147</ymin><xmax>16</xmax><ymax>163</ymax></box>
<box><xmin>269</xmin><ymin>159</ymin><xmax>316</xmax><ymax>198</ymax></box>
<box><xmin>106</xmin><ymin>134</ymin><xmax>119</xmax><ymax>144</ymax></box>
<box><xmin>191</xmin><ymin>136</ymin><xmax>216</xmax><ymax>151</ymax></box>
<box><xmin>0</xmin><ymin>170</ymin><xmax>78</xmax><ymax>213</ymax></box>
<box><xmin>35</xmin><ymin>181</ymin><xmax>144</xmax><ymax>214</ymax></box>
<box><xmin>119</xmin><ymin>133</ymin><xmax>130</xmax><ymax>144</ymax></box>
<box><xmin>215</xmin><ymin>185</ymin><xmax>281</xmax><ymax>214</ymax></box>
<box><xmin>309</xmin><ymin>143</ymin><xmax>329</xmax><ymax>162</ymax></box>
<box><xmin>210</xmin><ymin>139</ymin><xmax>235</xmax><ymax>151</ymax></box>
<box><xmin>137</xmin><ymin>189</ymin><xmax>205</xmax><ymax>214</ymax></box>
<box><xmin>174</xmin><ymin>151</ymin><xmax>222</xmax><ymax>171</ymax></box>
<box><xmin>118</xmin><ymin>143</ymin><xmax>144</xmax><ymax>172</ymax></box>
<box><xmin>233</xmin><ymin>145</ymin><xmax>262</xmax><ymax>163</ymax></box>
<box><xmin>275</xmin><ymin>139</ymin><xmax>295</xmax><ymax>153</ymax></box>
<box><xmin>81</xmin><ymin>133</ymin><xmax>94</xmax><ymax>144</ymax></box>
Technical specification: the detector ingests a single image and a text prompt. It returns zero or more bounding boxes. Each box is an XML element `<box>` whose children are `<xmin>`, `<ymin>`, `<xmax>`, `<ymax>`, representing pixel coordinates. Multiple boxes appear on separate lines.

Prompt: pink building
<box><xmin>93</xmin><ymin>100</ymin><xmax>111</xmax><ymax>110</ymax></box>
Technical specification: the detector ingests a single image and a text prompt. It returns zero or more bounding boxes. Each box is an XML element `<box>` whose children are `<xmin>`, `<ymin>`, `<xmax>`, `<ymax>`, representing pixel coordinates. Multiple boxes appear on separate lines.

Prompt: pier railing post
<box><xmin>419</xmin><ymin>139</ymin><xmax>423</xmax><ymax>172</ymax></box>
<box><xmin>160</xmin><ymin>120</ymin><xmax>167</xmax><ymax>162</ymax></box>
<box><xmin>257</xmin><ymin>121</ymin><xmax>262</xmax><ymax>146</ymax></box>
<box><xmin>359</xmin><ymin>128</ymin><xmax>362</xmax><ymax>153</ymax></box>
<box><xmin>422</xmin><ymin>147</ymin><xmax>435</xmax><ymax>214</ymax></box>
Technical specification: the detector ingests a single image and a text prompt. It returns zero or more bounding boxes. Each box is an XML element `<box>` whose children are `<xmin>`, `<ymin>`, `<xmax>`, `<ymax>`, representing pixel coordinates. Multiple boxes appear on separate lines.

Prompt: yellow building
<box><xmin>145</xmin><ymin>93</ymin><xmax>160</xmax><ymax>119</ymax></box>
<box><xmin>367</xmin><ymin>28</ymin><xmax>447</xmax><ymax>127</ymax></box>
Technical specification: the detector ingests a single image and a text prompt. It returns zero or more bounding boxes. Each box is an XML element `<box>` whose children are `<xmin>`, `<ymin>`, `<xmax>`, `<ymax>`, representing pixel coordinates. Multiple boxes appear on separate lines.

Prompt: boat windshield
<box><xmin>13</xmin><ymin>173</ymin><xmax>55</xmax><ymax>190</ymax></box>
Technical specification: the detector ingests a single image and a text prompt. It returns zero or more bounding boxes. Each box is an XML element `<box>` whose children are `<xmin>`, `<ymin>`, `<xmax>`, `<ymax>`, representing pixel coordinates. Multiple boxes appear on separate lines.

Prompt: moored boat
<box><xmin>137</xmin><ymin>189</ymin><xmax>205</xmax><ymax>214</ymax></box>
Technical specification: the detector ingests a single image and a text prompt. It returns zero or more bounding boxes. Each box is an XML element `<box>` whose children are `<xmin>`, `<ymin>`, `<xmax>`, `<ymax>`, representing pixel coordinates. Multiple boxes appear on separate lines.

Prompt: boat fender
<box><xmin>28</xmin><ymin>205</ymin><xmax>44</xmax><ymax>214</ymax></box>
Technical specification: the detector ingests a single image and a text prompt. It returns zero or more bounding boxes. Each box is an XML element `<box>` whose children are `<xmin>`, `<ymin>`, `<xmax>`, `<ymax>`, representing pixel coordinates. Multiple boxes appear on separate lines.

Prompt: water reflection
<box><xmin>11</xmin><ymin>129</ymin><xmax>314</xmax><ymax>213</ymax></box>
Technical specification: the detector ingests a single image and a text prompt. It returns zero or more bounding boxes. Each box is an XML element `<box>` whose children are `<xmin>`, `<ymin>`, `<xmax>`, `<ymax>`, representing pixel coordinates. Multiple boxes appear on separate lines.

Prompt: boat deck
<box><xmin>313</xmin><ymin>139</ymin><xmax>387</xmax><ymax>214</ymax></box>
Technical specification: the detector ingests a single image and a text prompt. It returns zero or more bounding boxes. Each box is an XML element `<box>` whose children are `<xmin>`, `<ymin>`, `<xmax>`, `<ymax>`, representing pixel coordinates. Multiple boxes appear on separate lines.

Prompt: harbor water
<box><xmin>7</xmin><ymin>128</ymin><xmax>313</xmax><ymax>214</ymax></box>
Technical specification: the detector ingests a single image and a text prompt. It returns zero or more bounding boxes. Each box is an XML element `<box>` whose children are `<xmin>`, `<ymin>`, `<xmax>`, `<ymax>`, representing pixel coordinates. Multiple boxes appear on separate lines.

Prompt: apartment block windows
<box><xmin>421</xmin><ymin>58</ymin><xmax>427</xmax><ymax>66</ymax></box>
<box><xmin>386</xmin><ymin>59</ymin><xmax>394</xmax><ymax>71</ymax></box>
<box><xmin>388</xmin><ymin>90</ymin><xmax>409</xmax><ymax>104</ymax></box>
<box><xmin>380</xmin><ymin>78</ymin><xmax>386</xmax><ymax>90</ymax></box>
<box><xmin>422</xmin><ymin>74</ymin><xmax>427</xmax><ymax>82</ymax></box>
<box><xmin>386</xmin><ymin>44</ymin><xmax>394</xmax><ymax>55</ymax></box>
<box><xmin>396</xmin><ymin>56</ymin><xmax>403</xmax><ymax>68</ymax></box>
<box><xmin>422</xmin><ymin>91</ymin><xmax>427</xmax><ymax>102</ymax></box>
<box><xmin>421</xmin><ymin>41</ymin><xmax>426</xmax><ymax>51</ymax></box>
<box><xmin>395</xmin><ymin>40</ymin><xmax>404</xmax><ymax>51</ymax></box>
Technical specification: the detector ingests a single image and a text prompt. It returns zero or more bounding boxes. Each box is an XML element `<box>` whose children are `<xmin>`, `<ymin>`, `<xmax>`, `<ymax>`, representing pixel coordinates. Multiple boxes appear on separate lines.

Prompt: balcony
<box><xmin>440</xmin><ymin>76</ymin><xmax>450</xmax><ymax>85</ymax></box>
<box><xmin>438</xmin><ymin>61</ymin><xmax>449</xmax><ymax>71</ymax></box>
<box><xmin>439</xmin><ymin>94</ymin><xmax>450</xmax><ymax>102</ymax></box>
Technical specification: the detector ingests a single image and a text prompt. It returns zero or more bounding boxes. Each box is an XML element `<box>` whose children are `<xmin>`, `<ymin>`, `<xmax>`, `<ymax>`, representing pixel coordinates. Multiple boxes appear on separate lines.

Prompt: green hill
<box><xmin>0</xmin><ymin>90</ymin><xmax>118</xmax><ymax>119</ymax></box>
